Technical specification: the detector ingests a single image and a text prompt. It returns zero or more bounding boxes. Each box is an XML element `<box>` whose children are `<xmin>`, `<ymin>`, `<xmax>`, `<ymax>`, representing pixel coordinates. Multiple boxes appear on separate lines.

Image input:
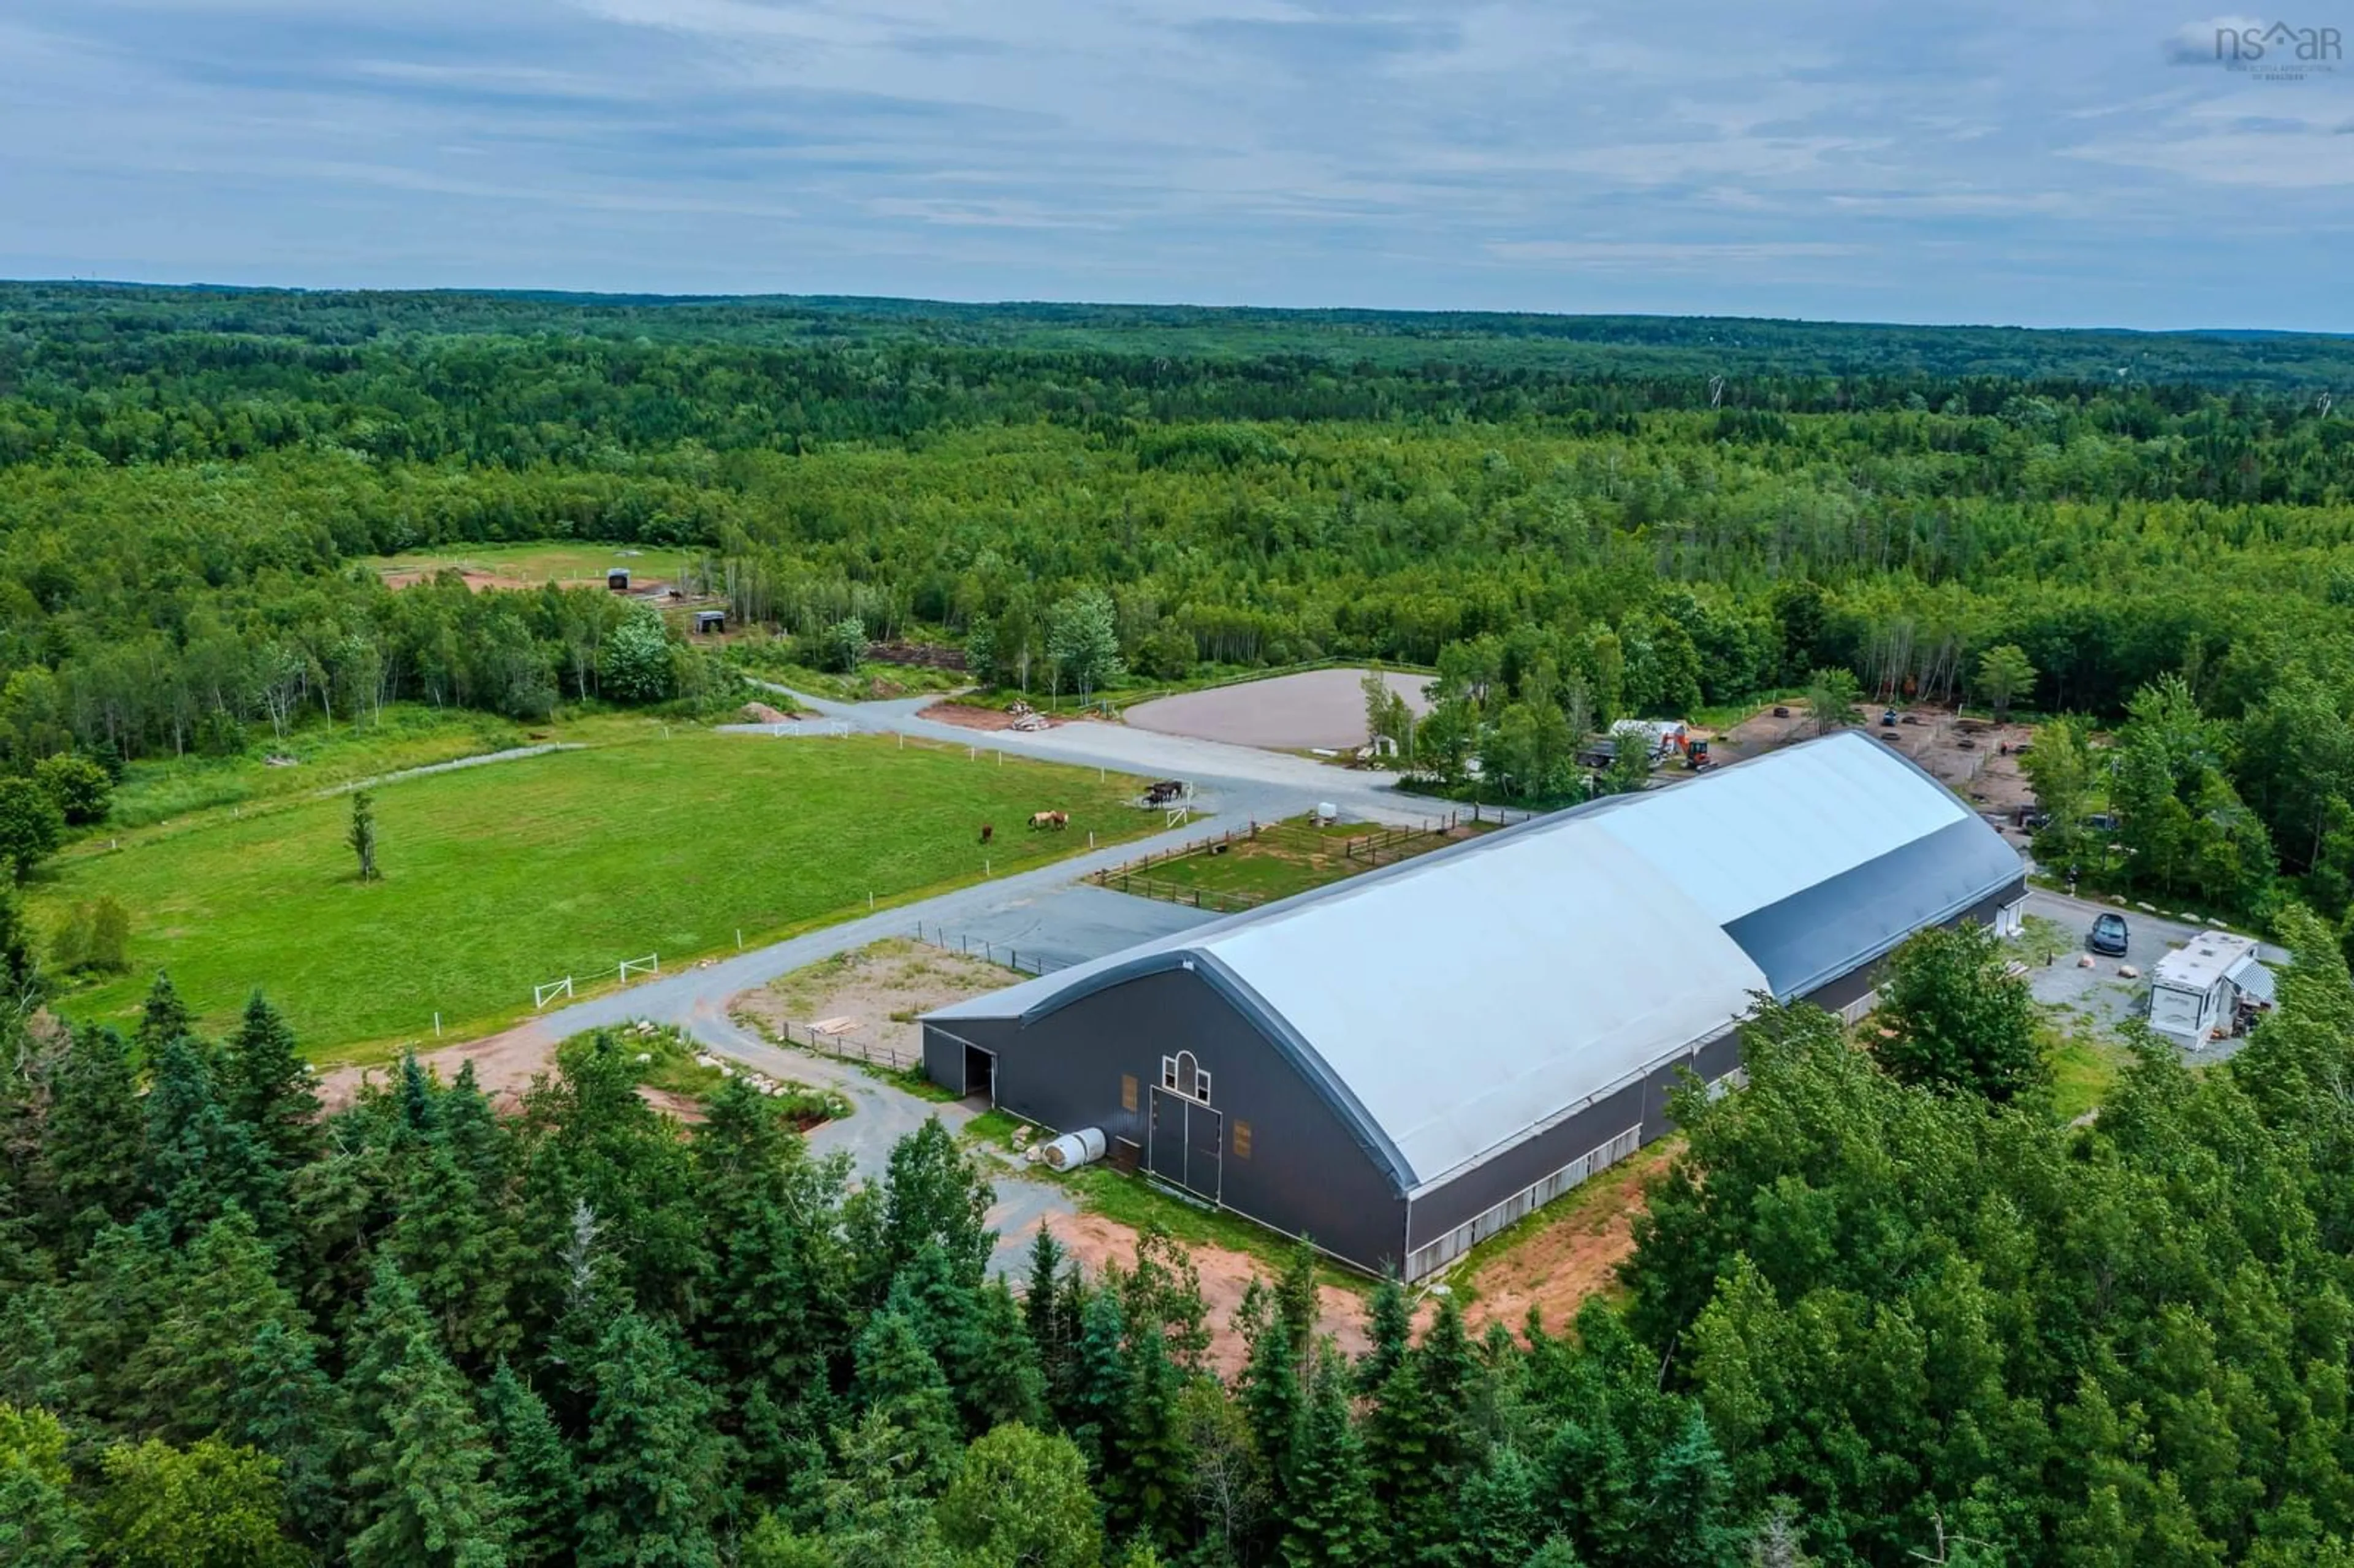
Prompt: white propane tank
<box><xmin>1315</xmin><ymin>801</ymin><xmax>1338</xmax><ymax>824</ymax></box>
<box><xmin>1041</xmin><ymin>1128</ymin><xmax>1109</xmax><ymax>1171</ymax></box>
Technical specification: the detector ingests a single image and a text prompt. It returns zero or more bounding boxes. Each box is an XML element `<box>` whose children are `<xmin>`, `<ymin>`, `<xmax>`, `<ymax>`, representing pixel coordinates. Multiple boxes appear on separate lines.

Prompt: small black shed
<box><xmin>693</xmin><ymin>611</ymin><xmax>726</xmax><ymax>635</ymax></box>
<box><xmin>607</xmin><ymin>568</ymin><xmax>631</xmax><ymax>592</ymax></box>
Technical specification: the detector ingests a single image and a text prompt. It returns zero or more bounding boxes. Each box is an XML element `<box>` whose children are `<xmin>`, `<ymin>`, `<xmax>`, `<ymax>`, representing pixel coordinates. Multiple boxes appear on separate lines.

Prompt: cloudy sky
<box><xmin>1</xmin><ymin>1</ymin><xmax>2347</xmax><ymax>328</ymax></box>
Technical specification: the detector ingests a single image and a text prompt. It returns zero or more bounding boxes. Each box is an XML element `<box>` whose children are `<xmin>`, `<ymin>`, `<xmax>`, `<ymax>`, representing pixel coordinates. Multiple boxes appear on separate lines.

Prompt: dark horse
<box><xmin>978</xmin><ymin>823</ymin><xmax>994</xmax><ymax>845</ymax></box>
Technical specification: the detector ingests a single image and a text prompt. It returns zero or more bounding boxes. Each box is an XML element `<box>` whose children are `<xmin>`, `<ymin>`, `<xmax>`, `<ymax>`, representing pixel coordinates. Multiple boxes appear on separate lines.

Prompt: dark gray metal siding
<box><xmin>1403</xmin><ymin>1029</ymin><xmax>1742</xmax><ymax>1252</ymax></box>
<box><xmin>928</xmin><ymin>967</ymin><xmax>1409</xmax><ymax>1271</ymax></box>
<box><xmin>1791</xmin><ymin>873</ymin><xmax>2027</xmax><ymax>1016</ymax></box>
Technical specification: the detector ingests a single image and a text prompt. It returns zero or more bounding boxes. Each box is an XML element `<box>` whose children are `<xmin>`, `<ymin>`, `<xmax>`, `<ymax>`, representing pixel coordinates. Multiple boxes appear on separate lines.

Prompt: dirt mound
<box><xmin>740</xmin><ymin>701</ymin><xmax>797</xmax><ymax>724</ymax></box>
<box><xmin>920</xmin><ymin>701</ymin><xmax>1062</xmax><ymax>733</ymax></box>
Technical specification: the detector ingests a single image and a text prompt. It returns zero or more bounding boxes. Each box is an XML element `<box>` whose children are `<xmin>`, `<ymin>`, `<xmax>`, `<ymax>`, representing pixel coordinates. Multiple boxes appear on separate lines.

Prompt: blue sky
<box><xmin>1</xmin><ymin>1</ymin><xmax>2347</xmax><ymax>329</ymax></box>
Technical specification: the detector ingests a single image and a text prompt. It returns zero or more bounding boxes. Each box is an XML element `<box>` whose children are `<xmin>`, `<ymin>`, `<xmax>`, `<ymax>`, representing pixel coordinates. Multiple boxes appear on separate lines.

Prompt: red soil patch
<box><xmin>1026</xmin><ymin>1212</ymin><xmax>1374</xmax><ymax>1379</ymax></box>
<box><xmin>318</xmin><ymin>1022</ymin><xmax>705</xmax><ymax>1121</ymax></box>
<box><xmin>920</xmin><ymin>701</ymin><xmax>1063</xmax><ymax>733</ymax></box>
<box><xmin>1008</xmin><ymin>1152</ymin><xmax>1668</xmax><ymax>1372</ymax></box>
<box><xmin>1455</xmin><ymin>1149</ymin><xmax>1669</xmax><ymax>1336</ymax></box>
<box><xmin>740</xmin><ymin>702</ymin><xmax>798</xmax><ymax>724</ymax></box>
<box><xmin>316</xmin><ymin>1021</ymin><xmax>557</xmax><ymax>1111</ymax></box>
<box><xmin>381</xmin><ymin>568</ymin><xmax>543</xmax><ymax>593</ymax></box>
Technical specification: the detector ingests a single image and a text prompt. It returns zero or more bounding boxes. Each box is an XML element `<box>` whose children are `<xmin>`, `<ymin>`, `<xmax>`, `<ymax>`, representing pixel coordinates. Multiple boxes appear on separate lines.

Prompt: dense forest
<box><xmin>6</xmin><ymin>287</ymin><xmax>2354</xmax><ymax>1562</ymax></box>
<box><xmin>9</xmin><ymin>856</ymin><xmax>2354</xmax><ymax>1564</ymax></box>
<box><xmin>4</xmin><ymin>285</ymin><xmax>2351</xmax><ymax>930</ymax></box>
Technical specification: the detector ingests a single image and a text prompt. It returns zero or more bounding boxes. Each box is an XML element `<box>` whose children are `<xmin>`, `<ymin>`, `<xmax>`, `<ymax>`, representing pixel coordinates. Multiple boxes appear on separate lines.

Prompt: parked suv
<box><xmin>2089</xmin><ymin>912</ymin><xmax>2130</xmax><ymax>957</ymax></box>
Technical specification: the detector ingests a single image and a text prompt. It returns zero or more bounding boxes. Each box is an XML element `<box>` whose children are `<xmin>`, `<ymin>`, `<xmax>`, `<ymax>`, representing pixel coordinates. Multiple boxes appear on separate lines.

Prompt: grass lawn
<box><xmin>102</xmin><ymin>705</ymin><xmax>582</xmax><ymax>831</ymax></box>
<box><xmin>1107</xmin><ymin>816</ymin><xmax>1480</xmax><ymax>910</ymax></box>
<box><xmin>32</xmin><ymin>728</ymin><xmax>1150</xmax><ymax>1059</ymax></box>
<box><xmin>371</xmin><ymin>541</ymin><xmax>677</xmax><ymax>583</ymax></box>
<box><xmin>2047</xmin><ymin>1031</ymin><xmax>2133</xmax><ymax>1122</ymax></box>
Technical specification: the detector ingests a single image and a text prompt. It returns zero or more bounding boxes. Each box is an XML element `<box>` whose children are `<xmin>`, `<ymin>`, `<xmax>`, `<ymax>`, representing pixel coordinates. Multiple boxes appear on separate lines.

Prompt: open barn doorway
<box><xmin>962</xmin><ymin>1043</ymin><xmax>996</xmax><ymax>1103</ymax></box>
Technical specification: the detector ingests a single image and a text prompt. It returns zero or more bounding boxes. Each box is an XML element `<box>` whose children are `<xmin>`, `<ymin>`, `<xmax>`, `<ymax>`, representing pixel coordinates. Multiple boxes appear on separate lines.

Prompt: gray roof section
<box><xmin>929</xmin><ymin>731</ymin><xmax>2024</xmax><ymax>1189</ymax></box>
<box><xmin>1722</xmin><ymin>816</ymin><xmax>2026</xmax><ymax>998</ymax></box>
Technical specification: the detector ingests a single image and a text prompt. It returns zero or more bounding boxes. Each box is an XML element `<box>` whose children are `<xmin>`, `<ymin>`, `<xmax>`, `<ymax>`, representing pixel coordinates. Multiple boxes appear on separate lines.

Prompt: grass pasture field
<box><xmin>104</xmin><ymin>704</ymin><xmax>576</xmax><ymax>829</ymax></box>
<box><xmin>371</xmin><ymin>541</ymin><xmax>682</xmax><ymax>588</ymax></box>
<box><xmin>32</xmin><ymin>728</ymin><xmax>1149</xmax><ymax>1059</ymax></box>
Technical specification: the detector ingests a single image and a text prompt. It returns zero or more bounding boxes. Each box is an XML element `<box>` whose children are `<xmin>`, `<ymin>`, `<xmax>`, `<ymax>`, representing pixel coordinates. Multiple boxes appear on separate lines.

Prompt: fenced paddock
<box><xmin>910</xmin><ymin>923</ymin><xmax>1068</xmax><ymax>978</ymax></box>
<box><xmin>1085</xmin><ymin>811</ymin><xmax>1515</xmax><ymax>913</ymax></box>
<box><xmin>760</xmin><ymin>1016</ymin><xmax>922</xmax><ymax>1071</ymax></box>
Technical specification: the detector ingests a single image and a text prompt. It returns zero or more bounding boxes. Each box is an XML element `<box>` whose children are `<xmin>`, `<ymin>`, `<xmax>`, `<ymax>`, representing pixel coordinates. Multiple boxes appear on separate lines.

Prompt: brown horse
<box><xmin>978</xmin><ymin>823</ymin><xmax>994</xmax><ymax>845</ymax></box>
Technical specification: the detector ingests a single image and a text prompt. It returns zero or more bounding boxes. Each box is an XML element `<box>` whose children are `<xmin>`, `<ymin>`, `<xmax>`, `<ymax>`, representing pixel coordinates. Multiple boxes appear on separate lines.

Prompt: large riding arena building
<box><xmin>922</xmin><ymin>731</ymin><xmax>2027</xmax><ymax>1279</ymax></box>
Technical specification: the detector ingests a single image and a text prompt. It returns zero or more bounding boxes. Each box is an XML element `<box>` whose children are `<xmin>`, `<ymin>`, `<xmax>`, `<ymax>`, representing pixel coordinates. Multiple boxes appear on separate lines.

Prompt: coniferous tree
<box><xmin>848</xmin><ymin>1311</ymin><xmax>961</xmax><ymax>1490</ymax></box>
<box><xmin>764</xmin><ymin>1409</ymin><xmax>953</xmax><ymax>1568</ymax></box>
<box><xmin>341</xmin><ymin>1261</ymin><xmax>512</xmax><ymax>1568</ymax></box>
<box><xmin>349</xmin><ymin>789</ymin><xmax>381</xmax><ymax>882</ymax></box>
<box><xmin>1358</xmin><ymin>1273</ymin><xmax>1411</xmax><ymax>1395</ymax></box>
<box><xmin>481</xmin><ymin>1361</ymin><xmax>580</xmax><ymax>1568</ymax></box>
<box><xmin>1417</xmin><ymin>1295</ymin><xmax>1477</xmax><ymax>1439</ymax></box>
<box><xmin>1454</xmin><ymin>1446</ymin><xmax>1542</xmax><ymax>1568</ymax></box>
<box><xmin>1365</xmin><ymin>1353</ymin><xmax>1446</xmax><ymax>1561</ymax></box>
<box><xmin>1240</xmin><ymin>1291</ymin><xmax>1303</xmax><ymax>1517</ymax></box>
<box><xmin>1023</xmin><ymin>1223</ymin><xmax>1072</xmax><ymax>1407</ymax></box>
<box><xmin>1280</xmin><ymin>1345</ymin><xmax>1381</xmax><ymax>1568</ymax></box>
<box><xmin>1108</xmin><ymin>1322</ymin><xmax>1192</xmax><ymax>1556</ymax></box>
<box><xmin>396</xmin><ymin>1052</ymin><xmax>440</xmax><ymax>1142</ymax></box>
<box><xmin>0</xmin><ymin>1284</ymin><xmax>75</xmax><ymax>1415</ymax></box>
<box><xmin>129</xmin><ymin>1207</ymin><xmax>300</xmax><ymax>1441</ymax></box>
<box><xmin>1642</xmin><ymin>1409</ymin><xmax>1744</xmax><ymax>1568</ymax></box>
<box><xmin>66</xmin><ymin>1217</ymin><xmax>177</xmax><ymax>1425</ymax></box>
<box><xmin>576</xmin><ymin>1310</ymin><xmax>723</xmax><ymax>1568</ymax></box>
<box><xmin>1069</xmin><ymin>1285</ymin><xmax>1133</xmax><ymax>1475</ymax></box>
<box><xmin>958</xmin><ymin>1278</ymin><xmax>1048</xmax><ymax>1433</ymax></box>
<box><xmin>141</xmin><ymin>1034</ymin><xmax>281</xmax><ymax>1243</ymax></box>
<box><xmin>688</xmin><ymin>1079</ymin><xmax>850</xmax><ymax>1488</ymax></box>
<box><xmin>40</xmin><ymin>1023</ymin><xmax>145</xmax><ymax>1252</ymax></box>
<box><xmin>227</xmin><ymin>1320</ymin><xmax>345</xmax><ymax>1558</ymax></box>
<box><xmin>134</xmin><ymin>970</ymin><xmax>196</xmax><ymax>1057</ymax></box>
<box><xmin>387</xmin><ymin>1142</ymin><xmax>513</xmax><ymax>1364</ymax></box>
<box><xmin>439</xmin><ymin>1062</ymin><xmax>512</xmax><ymax>1197</ymax></box>
<box><xmin>222</xmin><ymin>992</ymin><xmax>321</xmax><ymax>1172</ymax></box>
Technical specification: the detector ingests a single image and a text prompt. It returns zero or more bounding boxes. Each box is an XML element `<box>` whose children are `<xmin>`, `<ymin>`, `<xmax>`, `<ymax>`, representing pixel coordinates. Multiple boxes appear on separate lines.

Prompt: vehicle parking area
<box><xmin>2017</xmin><ymin>888</ymin><xmax>2282</xmax><ymax>1057</ymax></box>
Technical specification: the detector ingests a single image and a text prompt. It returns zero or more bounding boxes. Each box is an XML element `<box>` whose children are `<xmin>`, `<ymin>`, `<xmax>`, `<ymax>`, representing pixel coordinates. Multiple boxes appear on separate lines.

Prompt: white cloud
<box><xmin>0</xmin><ymin>0</ymin><xmax>2345</xmax><ymax>325</ymax></box>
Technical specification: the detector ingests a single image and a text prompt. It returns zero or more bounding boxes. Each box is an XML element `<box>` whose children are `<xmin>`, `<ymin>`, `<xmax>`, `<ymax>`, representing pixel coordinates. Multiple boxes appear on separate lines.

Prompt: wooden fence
<box><xmin>909</xmin><ymin>923</ymin><xmax>1068</xmax><ymax>978</ymax></box>
<box><xmin>759</xmin><ymin>1014</ymin><xmax>920</xmax><ymax>1071</ymax></box>
<box><xmin>867</xmin><ymin>641</ymin><xmax>969</xmax><ymax>671</ymax></box>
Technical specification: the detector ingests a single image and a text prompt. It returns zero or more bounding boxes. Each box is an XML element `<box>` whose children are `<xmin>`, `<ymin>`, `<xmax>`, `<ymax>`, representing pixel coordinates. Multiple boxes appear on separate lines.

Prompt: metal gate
<box><xmin>1148</xmin><ymin>1087</ymin><xmax>1222</xmax><ymax>1202</ymax></box>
